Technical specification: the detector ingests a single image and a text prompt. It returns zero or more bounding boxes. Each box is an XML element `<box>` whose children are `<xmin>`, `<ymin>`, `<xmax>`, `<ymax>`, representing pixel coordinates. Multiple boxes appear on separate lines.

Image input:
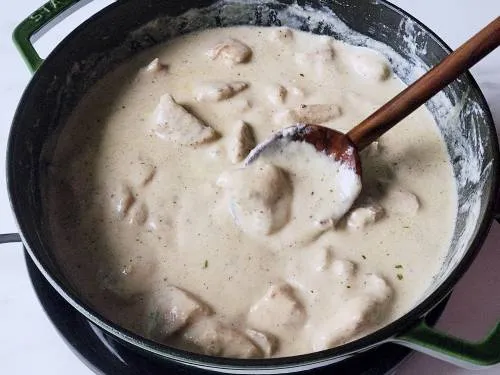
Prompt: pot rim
<box><xmin>7</xmin><ymin>0</ymin><xmax>499</xmax><ymax>370</ymax></box>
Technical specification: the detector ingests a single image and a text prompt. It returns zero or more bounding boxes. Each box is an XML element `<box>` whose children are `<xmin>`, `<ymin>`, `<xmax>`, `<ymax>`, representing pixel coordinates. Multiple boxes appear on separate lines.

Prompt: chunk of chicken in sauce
<box><xmin>245</xmin><ymin>329</ymin><xmax>278</xmax><ymax>357</ymax></box>
<box><xmin>295</xmin><ymin>44</ymin><xmax>336</xmax><ymax>77</ymax></box>
<box><xmin>248</xmin><ymin>283</ymin><xmax>307</xmax><ymax>336</ymax></box>
<box><xmin>227</xmin><ymin>120</ymin><xmax>256</xmax><ymax>163</ymax></box>
<box><xmin>182</xmin><ymin>318</ymin><xmax>261</xmax><ymax>358</ymax></box>
<box><xmin>99</xmin><ymin>256</ymin><xmax>157</xmax><ymax>301</ymax></box>
<box><xmin>275</xmin><ymin>103</ymin><xmax>342</xmax><ymax>125</ymax></box>
<box><xmin>312</xmin><ymin>274</ymin><xmax>392</xmax><ymax>350</ymax></box>
<box><xmin>217</xmin><ymin>163</ymin><xmax>292</xmax><ymax>235</ymax></box>
<box><xmin>345</xmin><ymin>47</ymin><xmax>391</xmax><ymax>81</ymax></box>
<box><xmin>112</xmin><ymin>184</ymin><xmax>150</xmax><ymax>226</ymax></box>
<box><xmin>284</xmin><ymin>246</ymin><xmax>393</xmax><ymax>350</ymax></box>
<box><xmin>153</xmin><ymin>93</ymin><xmax>218</xmax><ymax>145</ymax></box>
<box><xmin>195</xmin><ymin>81</ymin><xmax>249</xmax><ymax>102</ymax></box>
<box><xmin>206</xmin><ymin>38</ymin><xmax>252</xmax><ymax>65</ymax></box>
<box><xmin>145</xmin><ymin>285</ymin><xmax>211</xmax><ymax>340</ymax></box>
<box><xmin>143</xmin><ymin>57</ymin><xmax>168</xmax><ymax>73</ymax></box>
<box><xmin>385</xmin><ymin>188</ymin><xmax>420</xmax><ymax>216</ymax></box>
<box><xmin>347</xmin><ymin>202</ymin><xmax>385</xmax><ymax>230</ymax></box>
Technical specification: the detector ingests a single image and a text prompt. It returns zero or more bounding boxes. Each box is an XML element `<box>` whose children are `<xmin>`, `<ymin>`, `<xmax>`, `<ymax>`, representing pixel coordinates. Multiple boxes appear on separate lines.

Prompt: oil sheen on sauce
<box><xmin>45</xmin><ymin>26</ymin><xmax>457</xmax><ymax>358</ymax></box>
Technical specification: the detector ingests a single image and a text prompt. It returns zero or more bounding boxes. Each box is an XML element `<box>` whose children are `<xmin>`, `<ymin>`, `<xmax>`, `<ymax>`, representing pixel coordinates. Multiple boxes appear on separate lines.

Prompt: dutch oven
<box><xmin>2</xmin><ymin>0</ymin><xmax>500</xmax><ymax>373</ymax></box>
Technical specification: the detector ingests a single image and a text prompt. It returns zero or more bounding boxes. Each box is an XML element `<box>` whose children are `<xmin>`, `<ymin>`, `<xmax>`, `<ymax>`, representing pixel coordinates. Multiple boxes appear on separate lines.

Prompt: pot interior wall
<box><xmin>9</xmin><ymin>0</ymin><xmax>497</xmax><ymax>359</ymax></box>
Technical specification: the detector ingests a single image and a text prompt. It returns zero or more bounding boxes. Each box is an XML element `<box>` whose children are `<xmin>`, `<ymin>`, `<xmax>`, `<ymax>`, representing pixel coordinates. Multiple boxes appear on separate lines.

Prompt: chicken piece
<box><xmin>248</xmin><ymin>283</ymin><xmax>306</xmax><ymax>335</ymax></box>
<box><xmin>295</xmin><ymin>45</ymin><xmax>336</xmax><ymax>77</ymax></box>
<box><xmin>312</xmin><ymin>274</ymin><xmax>392</xmax><ymax>350</ymax></box>
<box><xmin>128</xmin><ymin>202</ymin><xmax>148</xmax><ymax>226</ymax></box>
<box><xmin>362</xmin><ymin>273</ymin><xmax>393</xmax><ymax>301</ymax></box>
<box><xmin>183</xmin><ymin>318</ymin><xmax>260</xmax><ymax>358</ymax></box>
<box><xmin>274</xmin><ymin>104</ymin><xmax>342</xmax><ymax>125</ymax></box>
<box><xmin>386</xmin><ymin>189</ymin><xmax>420</xmax><ymax>216</ymax></box>
<box><xmin>267</xmin><ymin>84</ymin><xmax>287</xmax><ymax>105</ymax></box>
<box><xmin>143</xmin><ymin>57</ymin><xmax>167</xmax><ymax>73</ymax></box>
<box><xmin>348</xmin><ymin>48</ymin><xmax>391</xmax><ymax>81</ymax></box>
<box><xmin>245</xmin><ymin>329</ymin><xmax>277</xmax><ymax>357</ymax></box>
<box><xmin>99</xmin><ymin>257</ymin><xmax>156</xmax><ymax>301</ymax></box>
<box><xmin>146</xmin><ymin>285</ymin><xmax>211</xmax><ymax>340</ymax></box>
<box><xmin>313</xmin><ymin>295</ymin><xmax>385</xmax><ymax>350</ymax></box>
<box><xmin>207</xmin><ymin>38</ymin><xmax>252</xmax><ymax>65</ymax></box>
<box><xmin>347</xmin><ymin>203</ymin><xmax>385</xmax><ymax>230</ymax></box>
<box><xmin>295</xmin><ymin>46</ymin><xmax>335</xmax><ymax>66</ymax></box>
<box><xmin>113</xmin><ymin>184</ymin><xmax>135</xmax><ymax>220</ymax></box>
<box><xmin>153</xmin><ymin>93</ymin><xmax>217</xmax><ymax>145</ymax></box>
<box><xmin>293</xmin><ymin>103</ymin><xmax>342</xmax><ymax>123</ymax></box>
<box><xmin>195</xmin><ymin>81</ymin><xmax>249</xmax><ymax>102</ymax></box>
<box><xmin>269</xmin><ymin>27</ymin><xmax>294</xmax><ymax>43</ymax></box>
<box><xmin>217</xmin><ymin>163</ymin><xmax>292</xmax><ymax>236</ymax></box>
<box><xmin>228</xmin><ymin>121</ymin><xmax>256</xmax><ymax>163</ymax></box>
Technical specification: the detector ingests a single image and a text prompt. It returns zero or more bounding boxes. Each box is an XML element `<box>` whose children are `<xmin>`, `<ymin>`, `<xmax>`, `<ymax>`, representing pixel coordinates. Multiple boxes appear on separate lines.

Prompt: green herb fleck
<box><xmin>395</xmin><ymin>264</ymin><xmax>403</xmax><ymax>269</ymax></box>
<box><xmin>346</xmin><ymin>285</ymin><xmax>351</xmax><ymax>289</ymax></box>
<box><xmin>397</xmin><ymin>273</ymin><xmax>404</xmax><ymax>280</ymax></box>
<box><xmin>403</xmin><ymin>226</ymin><xmax>410</xmax><ymax>229</ymax></box>
<box><xmin>203</xmin><ymin>260</ymin><xmax>208</xmax><ymax>269</ymax></box>
<box><xmin>362</xmin><ymin>255</ymin><xmax>367</xmax><ymax>260</ymax></box>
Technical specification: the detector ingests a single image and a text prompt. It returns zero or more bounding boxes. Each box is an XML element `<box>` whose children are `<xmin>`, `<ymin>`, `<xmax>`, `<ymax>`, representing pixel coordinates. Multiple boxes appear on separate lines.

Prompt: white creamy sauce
<box><xmin>45</xmin><ymin>26</ymin><xmax>457</xmax><ymax>358</ymax></box>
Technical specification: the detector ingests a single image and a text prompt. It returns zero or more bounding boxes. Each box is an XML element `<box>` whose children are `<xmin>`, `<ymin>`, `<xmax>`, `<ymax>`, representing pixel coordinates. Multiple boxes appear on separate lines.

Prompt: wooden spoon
<box><xmin>244</xmin><ymin>16</ymin><xmax>499</xmax><ymax>221</ymax></box>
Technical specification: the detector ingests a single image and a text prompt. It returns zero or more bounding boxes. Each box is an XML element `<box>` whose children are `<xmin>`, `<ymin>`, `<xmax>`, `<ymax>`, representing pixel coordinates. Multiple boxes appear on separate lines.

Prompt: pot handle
<box><xmin>0</xmin><ymin>233</ymin><xmax>22</xmax><ymax>244</ymax></box>
<box><xmin>13</xmin><ymin>0</ymin><xmax>94</xmax><ymax>72</ymax></box>
<box><xmin>391</xmin><ymin>318</ymin><xmax>500</xmax><ymax>368</ymax></box>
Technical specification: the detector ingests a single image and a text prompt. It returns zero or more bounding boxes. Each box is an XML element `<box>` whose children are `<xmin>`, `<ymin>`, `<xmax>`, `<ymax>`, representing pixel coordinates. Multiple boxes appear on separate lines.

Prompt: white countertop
<box><xmin>0</xmin><ymin>1</ymin><xmax>499</xmax><ymax>374</ymax></box>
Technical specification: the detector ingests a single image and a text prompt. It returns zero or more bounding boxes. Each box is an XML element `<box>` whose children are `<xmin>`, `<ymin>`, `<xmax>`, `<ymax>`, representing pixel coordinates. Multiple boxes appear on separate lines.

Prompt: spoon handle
<box><xmin>347</xmin><ymin>17</ymin><xmax>500</xmax><ymax>151</ymax></box>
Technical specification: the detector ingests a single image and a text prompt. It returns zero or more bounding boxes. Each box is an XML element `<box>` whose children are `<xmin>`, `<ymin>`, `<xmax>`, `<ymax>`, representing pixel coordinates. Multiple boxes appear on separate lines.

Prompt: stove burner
<box><xmin>25</xmin><ymin>250</ymin><xmax>448</xmax><ymax>375</ymax></box>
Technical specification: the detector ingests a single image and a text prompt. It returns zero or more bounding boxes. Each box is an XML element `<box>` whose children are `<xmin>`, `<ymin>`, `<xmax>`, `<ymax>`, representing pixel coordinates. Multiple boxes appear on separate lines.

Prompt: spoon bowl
<box><xmin>244</xmin><ymin>124</ymin><xmax>361</xmax><ymax>174</ymax></box>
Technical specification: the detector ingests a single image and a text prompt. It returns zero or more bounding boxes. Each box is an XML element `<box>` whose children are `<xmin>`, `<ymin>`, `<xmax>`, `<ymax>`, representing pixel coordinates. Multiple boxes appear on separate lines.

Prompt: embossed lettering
<box><xmin>29</xmin><ymin>12</ymin><xmax>44</xmax><ymax>23</ymax></box>
<box><xmin>29</xmin><ymin>0</ymin><xmax>73</xmax><ymax>25</ymax></box>
<box><xmin>50</xmin><ymin>0</ymin><xmax>72</xmax><ymax>9</ymax></box>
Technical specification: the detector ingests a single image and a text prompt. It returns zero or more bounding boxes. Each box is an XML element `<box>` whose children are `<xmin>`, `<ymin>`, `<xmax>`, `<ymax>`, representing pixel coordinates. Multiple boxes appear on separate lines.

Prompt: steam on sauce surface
<box><xmin>45</xmin><ymin>26</ymin><xmax>456</xmax><ymax>358</ymax></box>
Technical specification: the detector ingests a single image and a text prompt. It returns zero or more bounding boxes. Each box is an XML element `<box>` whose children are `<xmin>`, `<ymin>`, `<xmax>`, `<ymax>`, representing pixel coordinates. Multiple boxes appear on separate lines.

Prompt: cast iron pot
<box><xmin>3</xmin><ymin>0</ymin><xmax>500</xmax><ymax>373</ymax></box>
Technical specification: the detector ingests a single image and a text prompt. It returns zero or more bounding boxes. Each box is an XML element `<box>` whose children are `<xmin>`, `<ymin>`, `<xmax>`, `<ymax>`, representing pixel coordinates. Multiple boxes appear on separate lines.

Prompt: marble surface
<box><xmin>0</xmin><ymin>1</ymin><xmax>498</xmax><ymax>374</ymax></box>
